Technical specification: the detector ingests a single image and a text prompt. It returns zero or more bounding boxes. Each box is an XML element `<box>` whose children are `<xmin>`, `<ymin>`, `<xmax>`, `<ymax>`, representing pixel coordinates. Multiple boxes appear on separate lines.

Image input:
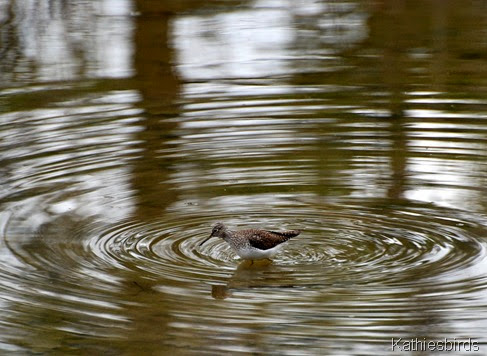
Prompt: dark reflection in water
<box><xmin>1</xmin><ymin>0</ymin><xmax>487</xmax><ymax>354</ymax></box>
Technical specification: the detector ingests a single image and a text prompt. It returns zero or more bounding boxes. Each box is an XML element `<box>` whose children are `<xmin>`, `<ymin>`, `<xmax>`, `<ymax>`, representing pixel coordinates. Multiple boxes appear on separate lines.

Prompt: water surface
<box><xmin>1</xmin><ymin>0</ymin><xmax>487</xmax><ymax>354</ymax></box>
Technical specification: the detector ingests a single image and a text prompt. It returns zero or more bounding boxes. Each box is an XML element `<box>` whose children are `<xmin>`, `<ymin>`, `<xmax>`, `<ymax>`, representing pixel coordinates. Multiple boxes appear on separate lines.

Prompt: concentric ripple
<box><xmin>4</xmin><ymin>195</ymin><xmax>486</xmax><ymax>356</ymax></box>
<box><xmin>63</xmin><ymin>200</ymin><xmax>487</xmax><ymax>296</ymax></box>
<box><xmin>89</xmin><ymin>218</ymin><xmax>237</xmax><ymax>285</ymax></box>
<box><xmin>2</xmin><ymin>181</ymin><xmax>487</xmax><ymax>354</ymax></box>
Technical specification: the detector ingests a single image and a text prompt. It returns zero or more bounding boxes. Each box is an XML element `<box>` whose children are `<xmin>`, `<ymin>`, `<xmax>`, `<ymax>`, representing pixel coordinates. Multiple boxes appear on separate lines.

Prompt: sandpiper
<box><xmin>199</xmin><ymin>222</ymin><xmax>301</xmax><ymax>262</ymax></box>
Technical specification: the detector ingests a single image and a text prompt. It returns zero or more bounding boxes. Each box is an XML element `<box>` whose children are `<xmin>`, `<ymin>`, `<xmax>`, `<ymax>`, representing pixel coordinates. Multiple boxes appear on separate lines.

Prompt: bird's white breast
<box><xmin>234</xmin><ymin>245</ymin><xmax>282</xmax><ymax>260</ymax></box>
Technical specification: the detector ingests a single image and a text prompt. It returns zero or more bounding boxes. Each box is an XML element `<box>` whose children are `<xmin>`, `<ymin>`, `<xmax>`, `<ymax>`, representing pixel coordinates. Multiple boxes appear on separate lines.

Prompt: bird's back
<box><xmin>245</xmin><ymin>229</ymin><xmax>301</xmax><ymax>251</ymax></box>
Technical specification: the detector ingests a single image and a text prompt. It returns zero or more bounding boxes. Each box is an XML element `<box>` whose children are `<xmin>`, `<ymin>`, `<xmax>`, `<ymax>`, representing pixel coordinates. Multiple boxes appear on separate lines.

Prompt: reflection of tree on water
<box><xmin>0</xmin><ymin>1</ymin><xmax>134</xmax><ymax>83</ymax></box>
<box><xmin>129</xmin><ymin>2</ymin><xmax>181</xmax><ymax>218</ymax></box>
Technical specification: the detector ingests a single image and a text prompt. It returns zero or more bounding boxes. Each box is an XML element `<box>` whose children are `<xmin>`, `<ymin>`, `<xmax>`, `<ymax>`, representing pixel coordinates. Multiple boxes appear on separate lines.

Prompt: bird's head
<box><xmin>199</xmin><ymin>222</ymin><xmax>227</xmax><ymax>246</ymax></box>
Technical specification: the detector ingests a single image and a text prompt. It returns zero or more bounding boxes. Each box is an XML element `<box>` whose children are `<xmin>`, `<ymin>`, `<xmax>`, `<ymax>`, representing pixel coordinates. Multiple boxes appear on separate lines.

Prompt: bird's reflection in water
<box><xmin>211</xmin><ymin>259</ymin><xmax>293</xmax><ymax>300</ymax></box>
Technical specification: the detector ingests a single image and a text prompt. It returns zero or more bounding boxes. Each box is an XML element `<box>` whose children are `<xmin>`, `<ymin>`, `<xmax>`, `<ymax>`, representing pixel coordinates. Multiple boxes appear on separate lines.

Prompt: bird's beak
<box><xmin>199</xmin><ymin>233</ymin><xmax>213</xmax><ymax>247</ymax></box>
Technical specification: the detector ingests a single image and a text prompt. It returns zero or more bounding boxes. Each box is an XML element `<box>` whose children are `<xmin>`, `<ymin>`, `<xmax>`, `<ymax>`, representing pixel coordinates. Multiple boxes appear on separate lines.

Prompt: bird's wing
<box><xmin>247</xmin><ymin>229</ymin><xmax>301</xmax><ymax>250</ymax></box>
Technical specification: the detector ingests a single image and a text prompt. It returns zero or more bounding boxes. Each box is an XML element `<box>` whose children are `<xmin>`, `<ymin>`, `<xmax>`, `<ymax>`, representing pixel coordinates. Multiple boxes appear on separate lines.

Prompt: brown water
<box><xmin>1</xmin><ymin>0</ymin><xmax>487</xmax><ymax>354</ymax></box>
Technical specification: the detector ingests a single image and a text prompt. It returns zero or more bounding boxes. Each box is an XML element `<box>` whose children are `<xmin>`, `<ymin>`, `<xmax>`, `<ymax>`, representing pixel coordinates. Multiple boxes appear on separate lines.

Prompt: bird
<box><xmin>199</xmin><ymin>222</ymin><xmax>301</xmax><ymax>262</ymax></box>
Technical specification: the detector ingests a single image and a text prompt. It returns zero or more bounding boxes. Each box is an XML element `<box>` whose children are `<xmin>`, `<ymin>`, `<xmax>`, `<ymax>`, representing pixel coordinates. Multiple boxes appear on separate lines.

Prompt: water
<box><xmin>1</xmin><ymin>0</ymin><xmax>487</xmax><ymax>354</ymax></box>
